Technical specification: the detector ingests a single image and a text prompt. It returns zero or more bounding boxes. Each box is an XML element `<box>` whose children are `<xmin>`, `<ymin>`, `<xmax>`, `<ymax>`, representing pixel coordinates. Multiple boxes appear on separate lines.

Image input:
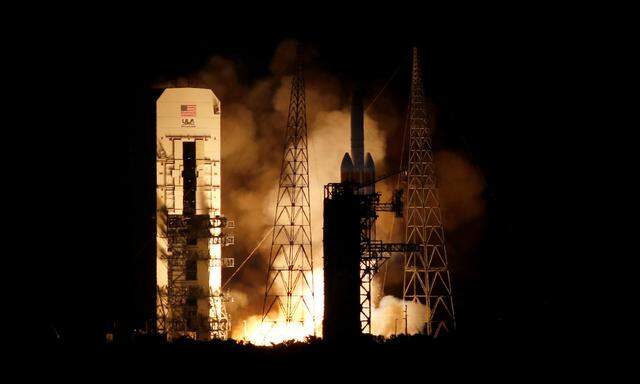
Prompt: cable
<box><xmin>381</xmin><ymin>104</ymin><xmax>411</xmax><ymax>292</ymax></box>
<box><xmin>365</xmin><ymin>62</ymin><xmax>402</xmax><ymax>113</ymax></box>
<box><xmin>221</xmin><ymin>227</ymin><xmax>273</xmax><ymax>290</ymax></box>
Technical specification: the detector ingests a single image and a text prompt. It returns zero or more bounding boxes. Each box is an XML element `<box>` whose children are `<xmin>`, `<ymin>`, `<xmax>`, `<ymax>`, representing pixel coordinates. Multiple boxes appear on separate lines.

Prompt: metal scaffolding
<box><xmin>262</xmin><ymin>46</ymin><xmax>316</xmax><ymax>332</ymax></box>
<box><xmin>361</xmin><ymin>190</ymin><xmax>419</xmax><ymax>333</ymax></box>
<box><xmin>402</xmin><ymin>47</ymin><xmax>456</xmax><ymax>337</ymax></box>
<box><xmin>157</xmin><ymin>213</ymin><xmax>234</xmax><ymax>339</ymax></box>
<box><xmin>324</xmin><ymin>183</ymin><xmax>418</xmax><ymax>335</ymax></box>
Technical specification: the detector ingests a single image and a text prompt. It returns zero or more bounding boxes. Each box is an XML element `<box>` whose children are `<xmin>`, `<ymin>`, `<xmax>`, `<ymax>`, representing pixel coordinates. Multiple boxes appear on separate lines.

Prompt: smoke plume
<box><xmin>163</xmin><ymin>39</ymin><xmax>486</xmax><ymax>340</ymax></box>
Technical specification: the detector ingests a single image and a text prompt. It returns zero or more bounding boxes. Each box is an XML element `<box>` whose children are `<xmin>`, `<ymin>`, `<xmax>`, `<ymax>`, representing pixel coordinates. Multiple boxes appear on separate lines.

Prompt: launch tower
<box><xmin>323</xmin><ymin>86</ymin><xmax>418</xmax><ymax>341</ymax></box>
<box><xmin>156</xmin><ymin>88</ymin><xmax>234</xmax><ymax>340</ymax></box>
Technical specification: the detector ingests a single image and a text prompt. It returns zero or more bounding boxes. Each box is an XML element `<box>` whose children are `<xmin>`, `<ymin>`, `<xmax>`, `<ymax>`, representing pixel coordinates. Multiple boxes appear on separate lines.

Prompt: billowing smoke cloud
<box><xmin>369</xmin><ymin>149</ymin><xmax>487</xmax><ymax>335</ymax></box>
<box><xmin>168</xmin><ymin>39</ymin><xmax>387</xmax><ymax>339</ymax></box>
<box><xmin>164</xmin><ymin>39</ymin><xmax>486</xmax><ymax>340</ymax></box>
<box><xmin>436</xmin><ymin>150</ymin><xmax>486</xmax><ymax>232</ymax></box>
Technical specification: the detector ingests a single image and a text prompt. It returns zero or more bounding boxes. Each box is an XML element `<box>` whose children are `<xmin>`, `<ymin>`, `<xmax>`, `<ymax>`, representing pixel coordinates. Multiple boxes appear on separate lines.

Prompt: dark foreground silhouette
<box><xmin>36</xmin><ymin>329</ymin><xmax>577</xmax><ymax>379</ymax></box>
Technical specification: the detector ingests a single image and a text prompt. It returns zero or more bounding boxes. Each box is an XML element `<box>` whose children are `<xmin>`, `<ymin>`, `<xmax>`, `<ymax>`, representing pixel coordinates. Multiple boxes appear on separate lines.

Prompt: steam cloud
<box><xmin>163</xmin><ymin>40</ymin><xmax>486</xmax><ymax>339</ymax></box>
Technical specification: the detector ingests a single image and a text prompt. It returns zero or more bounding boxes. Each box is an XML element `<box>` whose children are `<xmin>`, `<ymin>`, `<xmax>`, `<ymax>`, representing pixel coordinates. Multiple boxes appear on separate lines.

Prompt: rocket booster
<box><xmin>341</xmin><ymin>152</ymin><xmax>354</xmax><ymax>183</ymax></box>
<box><xmin>364</xmin><ymin>152</ymin><xmax>375</xmax><ymax>194</ymax></box>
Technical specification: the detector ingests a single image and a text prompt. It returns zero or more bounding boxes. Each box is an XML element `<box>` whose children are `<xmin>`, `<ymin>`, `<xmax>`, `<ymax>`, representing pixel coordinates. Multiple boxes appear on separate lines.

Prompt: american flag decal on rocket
<box><xmin>181</xmin><ymin>104</ymin><xmax>196</xmax><ymax>117</ymax></box>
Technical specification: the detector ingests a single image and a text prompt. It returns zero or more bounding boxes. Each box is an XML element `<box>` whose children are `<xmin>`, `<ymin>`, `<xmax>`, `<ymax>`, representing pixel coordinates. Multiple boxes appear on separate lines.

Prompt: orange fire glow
<box><xmin>233</xmin><ymin>267</ymin><xmax>324</xmax><ymax>345</ymax></box>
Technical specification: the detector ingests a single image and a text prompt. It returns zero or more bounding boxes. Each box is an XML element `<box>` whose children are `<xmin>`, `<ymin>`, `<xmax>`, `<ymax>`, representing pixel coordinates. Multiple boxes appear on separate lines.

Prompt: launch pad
<box><xmin>152</xmin><ymin>47</ymin><xmax>455</xmax><ymax>343</ymax></box>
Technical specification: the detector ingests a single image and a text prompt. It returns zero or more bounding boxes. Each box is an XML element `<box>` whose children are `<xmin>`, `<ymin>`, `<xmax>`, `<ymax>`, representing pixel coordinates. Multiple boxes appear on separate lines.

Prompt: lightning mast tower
<box><xmin>262</xmin><ymin>47</ymin><xmax>316</xmax><ymax>335</ymax></box>
<box><xmin>402</xmin><ymin>47</ymin><xmax>456</xmax><ymax>337</ymax></box>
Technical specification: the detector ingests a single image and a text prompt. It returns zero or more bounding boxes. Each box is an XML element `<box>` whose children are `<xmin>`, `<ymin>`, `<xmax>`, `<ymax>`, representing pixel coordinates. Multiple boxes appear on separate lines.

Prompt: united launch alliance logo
<box><xmin>181</xmin><ymin>104</ymin><xmax>196</xmax><ymax>127</ymax></box>
<box><xmin>181</xmin><ymin>118</ymin><xmax>195</xmax><ymax>126</ymax></box>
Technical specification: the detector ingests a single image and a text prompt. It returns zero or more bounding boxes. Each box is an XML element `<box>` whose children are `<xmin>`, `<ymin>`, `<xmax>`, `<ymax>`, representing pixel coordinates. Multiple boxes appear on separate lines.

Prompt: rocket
<box><xmin>340</xmin><ymin>84</ymin><xmax>375</xmax><ymax>194</ymax></box>
<box><xmin>350</xmin><ymin>85</ymin><xmax>365</xmax><ymax>172</ymax></box>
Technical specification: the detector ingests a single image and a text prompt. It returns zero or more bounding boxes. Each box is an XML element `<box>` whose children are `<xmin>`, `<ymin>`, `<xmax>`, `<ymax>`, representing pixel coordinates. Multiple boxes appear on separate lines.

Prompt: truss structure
<box><xmin>262</xmin><ymin>46</ymin><xmax>316</xmax><ymax>331</ymax></box>
<box><xmin>402</xmin><ymin>47</ymin><xmax>456</xmax><ymax>337</ymax></box>
<box><xmin>324</xmin><ymin>183</ymin><xmax>418</xmax><ymax>334</ymax></box>
<box><xmin>157</xmin><ymin>214</ymin><xmax>233</xmax><ymax>339</ymax></box>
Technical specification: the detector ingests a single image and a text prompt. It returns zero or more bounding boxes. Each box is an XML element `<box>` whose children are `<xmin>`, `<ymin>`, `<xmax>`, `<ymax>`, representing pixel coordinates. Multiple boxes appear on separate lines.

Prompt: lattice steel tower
<box><xmin>262</xmin><ymin>47</ymin><xmax>315</xmax><ymax>333</ymax></box>
<box><xmin>402</xmin><ymin>47</ymin><xmax>456</xmax><ymax>337</ymax></box>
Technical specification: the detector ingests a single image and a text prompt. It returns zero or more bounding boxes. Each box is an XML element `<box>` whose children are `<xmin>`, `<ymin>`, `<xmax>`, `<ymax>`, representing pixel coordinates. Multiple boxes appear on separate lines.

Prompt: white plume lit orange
<box><xmin>167</xmin><ymin>40</ymin><xmax>486</xmax><ymax>344</ymax></box>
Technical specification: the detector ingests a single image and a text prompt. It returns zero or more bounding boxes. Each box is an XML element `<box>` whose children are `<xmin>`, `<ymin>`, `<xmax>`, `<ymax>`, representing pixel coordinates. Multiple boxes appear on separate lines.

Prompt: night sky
<box><xmin>27</xmin><ymin>11</ymin><xmax>569</xmax><ymax>347</ymax></box>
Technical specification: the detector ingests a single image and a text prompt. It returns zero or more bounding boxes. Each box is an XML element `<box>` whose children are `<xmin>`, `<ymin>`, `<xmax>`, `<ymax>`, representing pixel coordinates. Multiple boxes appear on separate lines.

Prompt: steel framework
<box><xmin>358</xmin><ymin>190</ymin><xmax>381</xmax><ymax>333</ymax></box>
<box><xmin>157</xmin><ymin>214</ymin><xmax>234</xmax><ymax>339</ymax></box>
<box><xmin>402</xmin><ymin>47</ymin><xmax>456</xmax><ymax>337</ymax></box>
<box><xmin>324</xmin><ymin>183</ymin><xmax>418</xmax><ymax>334</ymax></box>
<box><xmin>362</xmin><ymin>193</ymin><xmax>420</xmax><ymax>333</ymax></box>
<box><xmin>262</xmin><ymin>47</ymin><xmax>316</xmax><ymax>332</ymax></box>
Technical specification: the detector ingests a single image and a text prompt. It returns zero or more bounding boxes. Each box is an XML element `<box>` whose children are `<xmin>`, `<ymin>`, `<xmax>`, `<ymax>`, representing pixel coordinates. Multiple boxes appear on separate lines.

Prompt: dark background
<box><xmin>21</xmin><ymin>9</ymin><xmax>571</xmax><ymax>349</ymax></box>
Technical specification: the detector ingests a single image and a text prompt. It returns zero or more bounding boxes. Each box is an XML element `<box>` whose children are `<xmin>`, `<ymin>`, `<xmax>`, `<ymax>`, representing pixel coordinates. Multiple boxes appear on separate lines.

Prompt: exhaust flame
<box><xmin>232</xmin><ymin>267</ymin><xmax>324</xmax><ymax>345</ymax></box>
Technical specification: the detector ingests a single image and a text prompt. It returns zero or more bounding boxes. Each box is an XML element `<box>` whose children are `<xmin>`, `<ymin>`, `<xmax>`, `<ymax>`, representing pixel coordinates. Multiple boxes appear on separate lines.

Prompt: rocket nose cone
<box><xmin>341</xmin><ymin>152</ymin><xmax>354</xmax><ymax>183</ymax></box>
<box><xmin>365</xmin><ymin>152</ymin><xmax>375</xmax><ymax>172</ymax></box>
<box><xmin>341</xmin><ymin>152</ymin><xmax>354</xmax><ymax>170</ymax></box>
